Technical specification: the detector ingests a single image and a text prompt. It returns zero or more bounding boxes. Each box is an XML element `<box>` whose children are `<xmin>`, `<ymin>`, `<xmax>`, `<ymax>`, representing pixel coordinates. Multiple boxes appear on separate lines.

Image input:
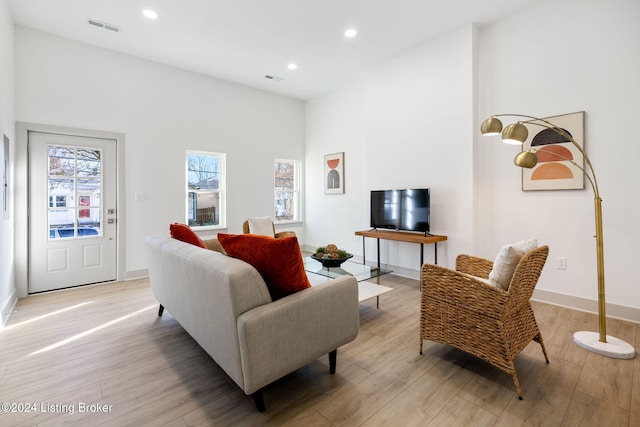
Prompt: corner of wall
<box><xmin>1</xmin><ymin>287</ymin><xmax>17</xmax><ymax>328</ymax></box>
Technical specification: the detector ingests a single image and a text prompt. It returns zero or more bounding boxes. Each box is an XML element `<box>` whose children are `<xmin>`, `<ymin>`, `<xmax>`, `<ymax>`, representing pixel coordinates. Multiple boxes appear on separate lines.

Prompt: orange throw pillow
<box><xmin>218</xmin><ymin>233</ymin><xmax>311</xmax><ymax>300</ymax></box>
<box><xmin>170</xmin><ymin>223</ymin><xmax>206</xmax><ymax>248</ymax></box>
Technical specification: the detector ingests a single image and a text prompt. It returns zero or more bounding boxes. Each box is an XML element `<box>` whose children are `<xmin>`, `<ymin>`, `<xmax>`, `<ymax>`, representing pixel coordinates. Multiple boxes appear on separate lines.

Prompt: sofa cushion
<box><xmin>488</xmin><ymin>238</ymin><xmax>537</xmax><ymax>291</ymax></box>
<box><xmin>170</xmin><ymin>223</ymin><xmax>206</xmax><ymax>248</ymax></box>
<box><xmin>218</xmin><ymin>233</ymin><xmax>311</xmax><ymax>299</ymax></box>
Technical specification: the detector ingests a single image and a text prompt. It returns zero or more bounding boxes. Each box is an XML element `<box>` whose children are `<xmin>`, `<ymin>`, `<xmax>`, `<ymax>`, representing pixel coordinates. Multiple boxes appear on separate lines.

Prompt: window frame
<box><xmin>274</xmin><ymin>158</ymin><xmax>302</xmax><ymax>224</ymax></box>
<box><xmin>186</xmin><ymin>150</ymin><xmax>226</xmax><ymax>230</ymax></box>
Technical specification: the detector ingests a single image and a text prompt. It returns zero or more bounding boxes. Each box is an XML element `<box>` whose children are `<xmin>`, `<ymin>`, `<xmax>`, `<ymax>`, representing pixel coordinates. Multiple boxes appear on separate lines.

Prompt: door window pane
<box><xmin>48</xmin><ymin>146</ymin><xmax>75</xmax><ymax>176</ymax></box>
<box><xmin>77</xmin><ymin>148</ymin><xmax>101</xmax><ymax>177</ymax></box>
<box><xmin>48</xmin><ymin>145</ymin><xmax>103</xmax><ymax>239</ymax></box>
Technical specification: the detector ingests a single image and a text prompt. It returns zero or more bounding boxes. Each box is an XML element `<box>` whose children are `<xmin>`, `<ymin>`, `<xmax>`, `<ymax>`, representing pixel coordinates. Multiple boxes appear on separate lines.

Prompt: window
<box><xmin>186</xmin><ymin>151</ymin><xmax>225</xmax><ymax>228</ymax></box>
<box><xmin>47</xmin><ymin>145</ymin><xmax>103</xmax><ymax>239</ymax></box>
<box><xmin>274</xmin><ymin>159</ymin><xmax>301</xmax><ymax>222</ymax></box>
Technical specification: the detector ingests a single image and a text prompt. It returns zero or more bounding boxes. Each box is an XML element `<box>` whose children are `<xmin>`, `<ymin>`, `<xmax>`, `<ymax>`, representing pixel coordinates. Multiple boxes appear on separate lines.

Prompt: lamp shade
<box><xmin>502</xmin><ymin>123</ymin><xmax>529</xmax><ymax>144</ymax></box>
<box><xmin>480</xmin><ymin>117</ymin><xmax>503</xmax><ymax>135</ymax></box>
<box><xmin>514</xmin><ymin>150</ymin><xmax>538</xmax><ymax>169</ymax></box>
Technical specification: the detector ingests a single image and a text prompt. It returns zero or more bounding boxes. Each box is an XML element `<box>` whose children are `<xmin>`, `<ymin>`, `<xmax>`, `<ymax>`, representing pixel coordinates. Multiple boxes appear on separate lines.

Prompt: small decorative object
<box><xmin>312</xmin><ymin>244</ymin><xmax>353</xmax><ymax>267</ymax></box>
<box><xmin>324</xmin><ymin>152</ymin><xmax>345</xmax><ymax>194</ymax></box>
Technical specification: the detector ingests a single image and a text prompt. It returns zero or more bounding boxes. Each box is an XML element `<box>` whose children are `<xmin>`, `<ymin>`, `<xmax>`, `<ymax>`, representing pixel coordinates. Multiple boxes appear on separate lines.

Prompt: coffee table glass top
<box><xmin>304</xmin><ymin>256</ymin><xmax>391</xmax><ymax>282</ymax></box>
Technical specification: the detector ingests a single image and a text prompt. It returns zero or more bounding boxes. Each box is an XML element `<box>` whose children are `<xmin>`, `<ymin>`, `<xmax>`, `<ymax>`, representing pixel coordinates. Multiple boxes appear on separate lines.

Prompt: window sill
<box><xmin>274</xmin><ymin>220</ymin><xmax>302</xmax><ymax>227</ymax></box>
<box><xmin>192</xmin><ymin>225</ymin><xmax>227</xmax><ymax>232</ymax></box>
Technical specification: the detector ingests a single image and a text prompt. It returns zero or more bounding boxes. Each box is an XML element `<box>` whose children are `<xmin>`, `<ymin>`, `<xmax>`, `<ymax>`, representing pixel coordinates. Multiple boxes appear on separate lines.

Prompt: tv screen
<box><xmin>399</xmin><ymin>189</ymin><xmax>430</xmax><ymax>233</ymax></box>
<box><xmin>370</xmin><ymin>190</ymin><xmax>400</xmax><ymax>230</ymax></box>
<box><xmin>370</xmin><ymin>188</ymin><xmax>430</xmax><ymax>233</ymax></box>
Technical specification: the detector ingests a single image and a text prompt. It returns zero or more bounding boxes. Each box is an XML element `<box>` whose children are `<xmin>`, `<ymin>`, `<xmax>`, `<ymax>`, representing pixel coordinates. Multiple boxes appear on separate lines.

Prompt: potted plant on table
<box><xmin>311</xmin><ymin>244</ymin><xmax>353</xmax><ymax>268</ymax></box>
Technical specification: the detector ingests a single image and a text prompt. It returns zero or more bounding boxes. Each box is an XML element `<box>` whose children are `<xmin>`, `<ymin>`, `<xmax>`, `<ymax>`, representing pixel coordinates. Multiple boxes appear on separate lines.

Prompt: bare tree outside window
<box><xmin>47</xmin><ymin>145</ymin><xmax>103</xmax><ymax>239</ymax></box>
<box><xmin>274</xmin><ymin>159</ymin><xmax>300</xmax><ymax>221</ymax></box>
<box><xmin>187</xmin><ymin>151</ymin><xmax>225</xmax><ymax>228</ymax></box>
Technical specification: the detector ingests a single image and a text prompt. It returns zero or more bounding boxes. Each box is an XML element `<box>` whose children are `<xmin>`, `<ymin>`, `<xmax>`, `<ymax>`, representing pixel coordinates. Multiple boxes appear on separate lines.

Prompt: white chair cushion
<box><xmin>247</xmin><ymin>216</ymin><xmax>275</xmax><ymax>237</ymax></box>
<box><xmin>460</xmin><ymin>272</ymin><xmax>493</xmax><ymax>286</ymax></box>
<box><xmin>488</xmin><ymin>239</ymin><xmax>537</xmax><ymax>291</ymax></box>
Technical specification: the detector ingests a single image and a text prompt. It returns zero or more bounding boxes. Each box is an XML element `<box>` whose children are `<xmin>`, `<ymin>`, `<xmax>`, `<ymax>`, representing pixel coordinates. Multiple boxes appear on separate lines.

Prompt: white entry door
<box><xmin>29</xmin><ymin>131</ymin><xmax>117</xmax><ymax>293</ymax></box>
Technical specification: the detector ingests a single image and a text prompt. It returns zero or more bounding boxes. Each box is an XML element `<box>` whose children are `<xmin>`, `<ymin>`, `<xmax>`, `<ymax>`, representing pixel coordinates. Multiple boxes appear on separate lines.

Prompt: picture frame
<box><xmin>522</xmin><ymin>111</ymin><xmax>585</xmax><ymax>191</ymax></box>
<box><xmin>324</xmin><ymin>152</ymin><xmax>344</xmax><ymax>194</ymax></box>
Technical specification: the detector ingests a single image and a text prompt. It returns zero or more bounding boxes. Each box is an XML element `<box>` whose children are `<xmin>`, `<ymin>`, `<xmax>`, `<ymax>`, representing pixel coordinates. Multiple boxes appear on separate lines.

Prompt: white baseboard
<box><xmin>125</xmin><ymin>269</ymin><xmax>149</xmax><ymax>281</ymax></box>
<box><xmin>532</xmin><ymin>288</ymin><xmax>640</xmax><ymax>324</ymax></box>
<box><xmin>328</xmin><ymin>252</ymin><xmax>640</xmax><ymax>324</ymax></box>
<box><xmin>1</xmin><ymin>288</ymin><xmax>18</xmax><ymax>329</ymax></box>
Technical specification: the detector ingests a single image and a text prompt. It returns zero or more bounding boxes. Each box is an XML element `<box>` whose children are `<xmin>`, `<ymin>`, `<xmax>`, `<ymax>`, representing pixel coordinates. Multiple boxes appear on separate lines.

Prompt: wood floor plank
<box><xmin>0</xmin><ymin>276</ymin><xmax>636</xmax><ymax>426</ymax></box>
<box><xmin>426</xmin><ymin>394</ymin><xmax>499</xmax><ymax>427</ymax></box>
<box><xmin>562</xmin><ymin>390</ymin><xmax>629</xmax><ymax>427</ymax></box>
<box><xmin>357</xmin><ymin>358</ymin><xmax>475</xmax><ymax>426</ymax></box>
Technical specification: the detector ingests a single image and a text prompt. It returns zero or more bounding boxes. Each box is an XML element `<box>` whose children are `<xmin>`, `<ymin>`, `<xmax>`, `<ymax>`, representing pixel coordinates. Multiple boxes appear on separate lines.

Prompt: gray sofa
<box><xmin>144</xmin><ymin>235</ymin><xmax>360</xmax><ymax>411</ymax></box>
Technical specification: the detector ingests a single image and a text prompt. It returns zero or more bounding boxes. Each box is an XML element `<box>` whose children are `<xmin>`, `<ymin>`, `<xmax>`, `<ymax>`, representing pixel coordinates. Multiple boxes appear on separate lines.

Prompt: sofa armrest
<box><xmin>236</xmin><ymin>276</ymin><xmax>359</xmax><ymax>395</ymax></box>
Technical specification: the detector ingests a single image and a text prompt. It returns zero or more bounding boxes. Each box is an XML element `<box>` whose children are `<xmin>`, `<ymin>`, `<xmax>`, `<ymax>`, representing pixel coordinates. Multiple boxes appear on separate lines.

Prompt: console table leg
<box><xmin>434</xmin><ymin>242</ymin><xmax>438</xmax><ymax>265</ymax></box>
<box><xmin>362</xmin><ymin>237</ymin><xmax>366</xmax><ymax>266</ymax></box>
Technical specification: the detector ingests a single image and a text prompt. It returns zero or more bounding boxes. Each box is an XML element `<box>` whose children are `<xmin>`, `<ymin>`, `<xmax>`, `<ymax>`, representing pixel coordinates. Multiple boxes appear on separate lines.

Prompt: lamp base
<box><xmin>573</xmin><ymin>331</ymin><xmax>635</xmax><ymax>359</ymax></box>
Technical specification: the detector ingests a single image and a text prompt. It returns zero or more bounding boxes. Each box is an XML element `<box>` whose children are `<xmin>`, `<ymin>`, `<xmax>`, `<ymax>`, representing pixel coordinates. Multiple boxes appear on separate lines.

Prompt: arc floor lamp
<box><xmin>481</xmin><ymin>113</ymin><xmax>635</xmax><ymax>359</ymax></box>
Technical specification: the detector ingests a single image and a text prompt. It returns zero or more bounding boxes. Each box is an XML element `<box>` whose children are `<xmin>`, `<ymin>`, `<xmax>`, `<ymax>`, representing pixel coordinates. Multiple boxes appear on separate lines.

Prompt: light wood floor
<box><xmin>0</xmin><ymin>275</ymin><xmax>638</xmax><ymax>426</ymax></box>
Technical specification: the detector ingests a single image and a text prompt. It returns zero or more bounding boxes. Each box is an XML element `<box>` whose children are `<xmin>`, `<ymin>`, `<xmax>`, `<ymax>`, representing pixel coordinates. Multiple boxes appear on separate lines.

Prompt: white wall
<box><xmin>306</xmin><ymin>0</ymin><xmax>640</xmax><ymax>320</ymax></box>
<box><xmin>477</xmin><ymin>0</ymin><xmax>640</xmax><ymax>316</ymax></box>
<box><xmin>14</xmin><ymin>27</ymin><xmax>305</xmax><ymax>289</ymax></box>
<box><xmin>0</xmin><ymin>0</ymin><xmax>16</xmax><ymax>326</ymax></box>
<box><xmin>305</xmin><ymin>26</ymin><xmax>477</xmax><ymax>275</ymax></box>
<box><xmin>8</xmin><ymin>0</ymin><xmax>640</xmax><ymax>321</ymax></box>
<box><xmin>305</xmin><ymin>81</ymin><xmax>367</xmax><ymax>255</ymax></box>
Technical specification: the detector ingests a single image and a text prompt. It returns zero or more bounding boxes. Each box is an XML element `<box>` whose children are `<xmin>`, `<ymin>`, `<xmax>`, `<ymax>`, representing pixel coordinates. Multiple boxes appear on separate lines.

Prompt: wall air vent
<box><xmin>88</xmin><ymin>19</ymin><xmax>120</xmax><ymax>32</ymax></box>
<box><xmin>265</xmin><ymin>75</ymin><xmax>284</xmax><ymax>82</ymax></box>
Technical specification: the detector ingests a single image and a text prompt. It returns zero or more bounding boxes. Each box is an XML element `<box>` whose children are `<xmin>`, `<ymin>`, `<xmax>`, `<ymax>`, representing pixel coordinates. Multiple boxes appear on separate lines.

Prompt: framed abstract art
<box><xmin>324</xmin><ymin>152</ymin><xmax>344</xmax><ymax>194</ymax></box>
<box><xmin>521</xmin><ymin>111</ymin><xmax>585</xmax><ymax>191</ymax></box>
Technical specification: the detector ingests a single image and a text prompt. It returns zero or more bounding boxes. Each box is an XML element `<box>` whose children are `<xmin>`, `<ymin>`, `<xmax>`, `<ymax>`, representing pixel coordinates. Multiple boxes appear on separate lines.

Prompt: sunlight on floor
<box><xmin>27</xmin><ymin>304</ymin><xmax>156</xmax><ymax>356</ymax></box>
<box><xmin>4</xmin><ymin>301</ymin><xmax>93</xmax><ymax>330</ymax></box>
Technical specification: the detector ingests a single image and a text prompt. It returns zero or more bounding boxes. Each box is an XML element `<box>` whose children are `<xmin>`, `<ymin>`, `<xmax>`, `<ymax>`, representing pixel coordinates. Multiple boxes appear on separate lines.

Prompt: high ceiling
<box><xmin>8</xmin><ymin>0</ymin><xmax>544</xmax><ymax>100</ymax></box>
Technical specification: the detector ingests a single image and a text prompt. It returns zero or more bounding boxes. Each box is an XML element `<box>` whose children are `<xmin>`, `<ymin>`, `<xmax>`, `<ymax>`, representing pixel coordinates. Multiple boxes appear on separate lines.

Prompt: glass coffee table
<box><xmin>304</xmin><ymin>256</ymin><xmax>393</xmax><ymax>307</ymax></box>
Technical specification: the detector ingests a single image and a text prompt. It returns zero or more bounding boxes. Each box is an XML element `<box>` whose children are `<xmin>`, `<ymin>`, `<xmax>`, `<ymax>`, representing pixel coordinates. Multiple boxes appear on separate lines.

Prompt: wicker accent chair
<box><xmin>419</xmin><ymin>245</ymin><xmax>550</xmax><ymax>399</ymax></box>
<box><xmin>242</xmin><ymin>220</ymin><xmax>296</xmax><ymax>238</ymax></box>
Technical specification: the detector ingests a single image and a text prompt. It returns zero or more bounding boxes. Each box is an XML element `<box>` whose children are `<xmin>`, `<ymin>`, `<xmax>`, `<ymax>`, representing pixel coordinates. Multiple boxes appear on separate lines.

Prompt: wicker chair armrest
<box><xmin>455</xmin><ymin>254</ymin><xmax>494</xmax><ymax>279</ymax></box>
<box><xmin>275</xmin><ymin>231</ymin><xmax>297</xmax><ymax>238</ymax></box>
<box><xmin>421</xmin><ymin>263</ymin><xmax>508</xmax><ymax>317</ymax></box>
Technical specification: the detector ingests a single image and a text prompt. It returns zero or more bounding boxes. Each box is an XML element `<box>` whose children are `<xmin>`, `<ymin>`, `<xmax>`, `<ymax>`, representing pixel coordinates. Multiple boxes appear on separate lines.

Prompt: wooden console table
<box><xmin>355</xmin><ymin>229</ymin><xmax>448</xmax><ymax>270</ymax></box>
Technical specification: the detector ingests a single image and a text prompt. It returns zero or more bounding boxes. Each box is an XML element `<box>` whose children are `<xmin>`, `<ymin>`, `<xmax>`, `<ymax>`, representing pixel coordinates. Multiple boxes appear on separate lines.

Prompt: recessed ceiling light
<box><xmin>344</xmin><ymin>28</ymin><xmax>357</xmax><ymax>38</ymax></box>
<box><xmin>142</xmin><ymin>9</ymin><xmax>158</xmax><ymax>20</ymax></box>
<box><xmin>287</xmin><ymin>63</ymin><xmax>298</xmax><ymax>70</ymax></box>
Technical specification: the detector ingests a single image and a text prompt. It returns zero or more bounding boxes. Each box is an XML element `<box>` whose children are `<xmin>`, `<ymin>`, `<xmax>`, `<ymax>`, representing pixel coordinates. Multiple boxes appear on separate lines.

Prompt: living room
<box><xmin>0</xmin><ymin>0</ymin><xmax>638</xmax><ymax>424</ymax></box>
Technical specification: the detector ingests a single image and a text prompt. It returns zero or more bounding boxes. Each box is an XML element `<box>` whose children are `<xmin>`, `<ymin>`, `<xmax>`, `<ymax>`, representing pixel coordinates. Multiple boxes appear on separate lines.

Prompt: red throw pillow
<box><xmin>218</xmin><ymin>233</ymin><xmax>311</xmax><ymax>300</ymax></box>
<box><xmin>169</xmin><ymin>223</ymin><xmax>206</xmax><ymax>248</ymax></box>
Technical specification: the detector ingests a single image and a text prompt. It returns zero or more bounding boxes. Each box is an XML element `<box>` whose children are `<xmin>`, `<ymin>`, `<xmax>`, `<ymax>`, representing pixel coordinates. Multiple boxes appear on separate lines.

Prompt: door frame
<box><xmin>15</xmin><ymin>122</ymin><xmax>126</xmax><ymax>298</ymax></box>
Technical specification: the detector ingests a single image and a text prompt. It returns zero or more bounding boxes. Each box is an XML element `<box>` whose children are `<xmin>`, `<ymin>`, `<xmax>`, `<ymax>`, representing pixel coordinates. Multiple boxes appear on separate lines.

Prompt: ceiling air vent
<box><xmin>265</xmin><ymin>75</ymin><xmax>284</xmax><ymax>82</ymax></box>
<box><xmin>88</xmin><ymin>19</ymin><xmax>120</xmax><ymax>33</ymax></box>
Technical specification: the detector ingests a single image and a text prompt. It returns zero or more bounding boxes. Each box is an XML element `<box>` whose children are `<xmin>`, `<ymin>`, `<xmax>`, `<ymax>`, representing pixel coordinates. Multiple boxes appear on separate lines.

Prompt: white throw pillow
<box><xmin>488</xmin><ymin>239</ymin><xmax>537</xmax><ymax>291</ymax></box>
<box><xmin>247</xmin><ymin>216</ymin><xmax>275</xmax><ymax>237</ymax></box>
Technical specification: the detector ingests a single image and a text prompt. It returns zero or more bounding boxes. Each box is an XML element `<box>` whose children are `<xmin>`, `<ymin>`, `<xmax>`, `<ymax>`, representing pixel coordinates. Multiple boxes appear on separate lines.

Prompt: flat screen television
<box><xmin>370</xmin><ymin>188</ymin><xmax>430</xmax><ymax>234</ymax></box>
